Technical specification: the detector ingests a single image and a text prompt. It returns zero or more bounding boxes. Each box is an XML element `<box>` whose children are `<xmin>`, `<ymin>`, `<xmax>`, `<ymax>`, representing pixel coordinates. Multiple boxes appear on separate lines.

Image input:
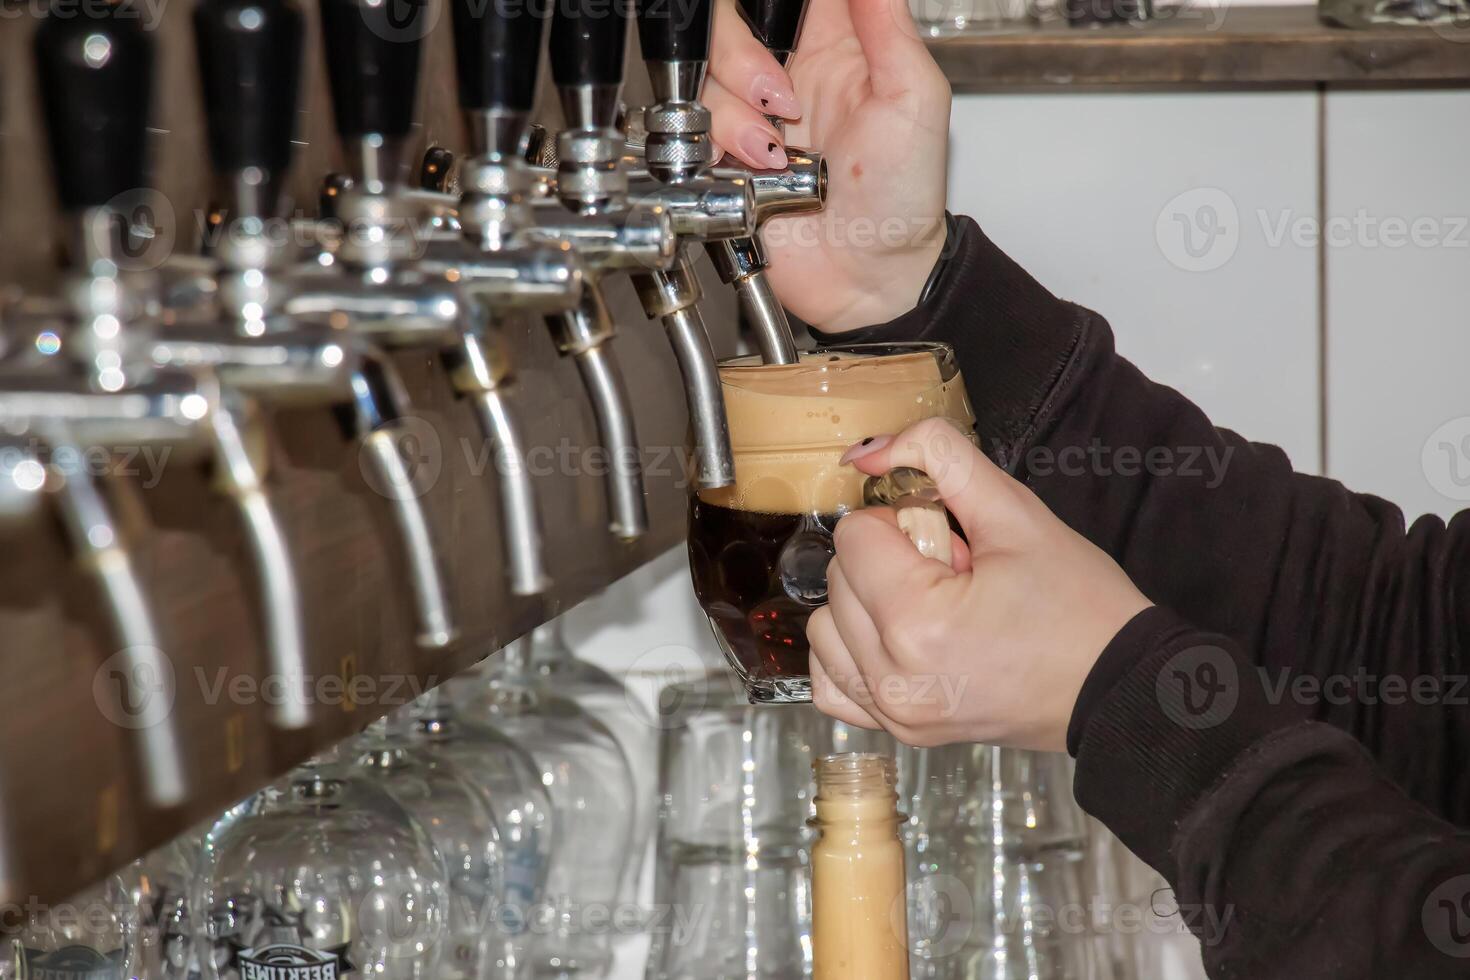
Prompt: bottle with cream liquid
<box><xmin>811</xmin><ymin>752</ymin><xmax>910</xmax><ymax>980</ymax></box>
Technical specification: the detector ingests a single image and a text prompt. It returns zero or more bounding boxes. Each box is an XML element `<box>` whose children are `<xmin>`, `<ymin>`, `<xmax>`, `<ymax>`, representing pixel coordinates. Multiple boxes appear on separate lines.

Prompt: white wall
<box><xmin>946</xmin><ymin>91</ymin><xmax>1323</xmax><ymax>473</ymax></box>
<box><xmin>1324</xmin><ymin>89</ymin><xmax>1470</xmax><ymax>524</ymax></box>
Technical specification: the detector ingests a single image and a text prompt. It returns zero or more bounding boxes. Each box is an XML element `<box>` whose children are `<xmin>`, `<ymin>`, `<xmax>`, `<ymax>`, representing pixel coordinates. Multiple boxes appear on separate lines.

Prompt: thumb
<box><xmin>839</xmin><ymin>418</ymin><xmax>1023</xmax><ymax>545</ymax></box>
<box><xmin>847</xmin><ymin>0</ymin><xmax>941</xmax><ymax>100</ymax></box>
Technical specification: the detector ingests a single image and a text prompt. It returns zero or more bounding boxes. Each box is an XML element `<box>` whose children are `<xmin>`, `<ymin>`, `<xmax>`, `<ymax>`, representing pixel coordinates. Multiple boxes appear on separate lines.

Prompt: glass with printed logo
<box><xmin>688</xmin><ymin>343</ymin><xmax>975</xmax><ymax>704</ymax></box>
<box><xmin>194</xmin><ymin>757</ymin><xmax>448</xmax><ymax>980</ymax></box>
<box><xmin>3</xmin><ymin>875</ymin><xmax>142</xmax><ymax>980</ymax></box>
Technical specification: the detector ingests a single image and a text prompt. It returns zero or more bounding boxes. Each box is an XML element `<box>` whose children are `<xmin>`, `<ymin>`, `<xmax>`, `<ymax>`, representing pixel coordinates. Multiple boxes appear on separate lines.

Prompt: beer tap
<box><xmin>155</xmin><ymin>0</ymin><xmax>365</xmax><ymax>730</ymax></box>
<box><xmin>320</xmin><ymin>0</ymin><xmax>675</xmax><ymax>540</ymax></box>
<box><xmin>705</xmin><ymin>0</ymin><xmax>825</xmax><ymax>366</ymax></box>
<box><xmin>526</xmin><ymin>0</ymin><xmax>673</xmax><ymax>537</ymax></box>
<box><xmin>615</xmin><ymin>0</ymin><xmax>747</xmax><ymax>490</ymax></box>
<box><xmin>284</xmin><ymin>0</ymin><xmax>576</xmax><ymax>598</ymax></box>
<box><xmin>0</xmin><ymin>9</ymin><xmax>200</xmax><ymax>808</ymax></box>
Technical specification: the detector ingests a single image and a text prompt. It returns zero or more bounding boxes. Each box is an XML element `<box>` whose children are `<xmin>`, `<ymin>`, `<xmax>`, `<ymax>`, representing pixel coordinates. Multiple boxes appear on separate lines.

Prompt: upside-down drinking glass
<box><xmin>193</xmin><ymin>759</ymin><xmax>448</xmax><ymax>980</ymax></box>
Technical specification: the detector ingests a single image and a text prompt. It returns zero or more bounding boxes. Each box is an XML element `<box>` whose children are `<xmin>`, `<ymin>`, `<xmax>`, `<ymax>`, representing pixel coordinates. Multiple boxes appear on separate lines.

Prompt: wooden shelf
<box><xmin>928</xmin><ymin>5</ymin><xmax>1470</xmax><ymax>89</ymax></box>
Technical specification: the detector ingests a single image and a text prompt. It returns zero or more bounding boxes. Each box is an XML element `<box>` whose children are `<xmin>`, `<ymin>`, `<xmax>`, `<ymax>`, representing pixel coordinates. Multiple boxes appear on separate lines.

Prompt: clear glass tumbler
<box><xmin>121</xmin><ymin>836</ymin><xmax>200</xmax><ymax>980</ymax></box>
<box><xmin>645</xmin><ymin>671</ymin><xmax>827</xmax><ymax>980</ymax></box>
<box><xmin>517</xmin><ymin>617</ymin><xmax>659</xmax><ymax>919</ymax></box>
<box><xmin>457</xmin><ymin>642</ymin><xmax>636</xmax><ymax>977</ymax></box>
<box><xmin>352</xmin><ymin>724</ymin><xmax>520</xmax><ymax>980</ymax></box>
<box><xmin>402</xmin><ymin>689</ymin><xmax>554</xmax><ymax>920</ymax></box>
<box><xmin>688</xmin><ymin>343</ymin><xmax>975</xmax><ymax>704</ymax></box>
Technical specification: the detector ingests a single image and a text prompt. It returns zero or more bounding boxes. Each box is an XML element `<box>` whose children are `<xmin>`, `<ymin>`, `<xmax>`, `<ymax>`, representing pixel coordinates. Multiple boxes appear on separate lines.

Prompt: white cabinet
<box><xmin>1324</xmin><ymin>89</ymin><xmax>1470</xmax><ymax>522</ymax></box>
<box><xmin>947</xmin><ymin>91</ymin><xmax>1323</xmax><ymax>473</ymax></box>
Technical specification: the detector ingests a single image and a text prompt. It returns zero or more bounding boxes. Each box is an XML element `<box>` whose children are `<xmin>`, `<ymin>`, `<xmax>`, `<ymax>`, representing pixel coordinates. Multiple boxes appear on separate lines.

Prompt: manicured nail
<box><xmin>737</xmin><ymin>125</ymin><xmax>787</xmax><ymax>169</ymax></box>
<box><xmin>751</xmin><ymin>73</ymin><xmax>801</xmax><ymax>119</ymax></box>
<box><xmin>840</xmin><ymin>434</ymin><xmax>892</xmax><ymax>465</ymax></box>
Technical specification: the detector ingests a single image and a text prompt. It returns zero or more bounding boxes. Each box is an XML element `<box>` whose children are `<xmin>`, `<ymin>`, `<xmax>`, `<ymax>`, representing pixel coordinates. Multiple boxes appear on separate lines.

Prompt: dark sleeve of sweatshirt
<box><xmin>809</xmin><ymin>215</ymin><xmax>1470</xmax><ymax>977</ymax></box>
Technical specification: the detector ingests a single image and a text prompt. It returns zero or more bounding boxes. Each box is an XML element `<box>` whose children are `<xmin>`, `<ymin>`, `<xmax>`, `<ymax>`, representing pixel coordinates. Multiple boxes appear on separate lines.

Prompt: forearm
<box><xmin>1073</xmin><ymin>607</ymin><xmax>1470</xmax><ymax>977</ymax></box>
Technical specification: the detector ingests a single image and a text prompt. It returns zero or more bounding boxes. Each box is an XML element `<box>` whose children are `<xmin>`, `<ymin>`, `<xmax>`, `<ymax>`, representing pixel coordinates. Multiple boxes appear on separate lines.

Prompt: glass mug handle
<box><xmin>862</xmin><ymin>467</ymin><xmax>952</xmax><ymax>566</ymax></box>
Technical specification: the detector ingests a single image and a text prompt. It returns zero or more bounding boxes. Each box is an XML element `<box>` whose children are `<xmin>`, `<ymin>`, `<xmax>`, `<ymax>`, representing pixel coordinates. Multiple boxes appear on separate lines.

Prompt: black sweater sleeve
<box><xmin>810</xmin><ymin>215</ymin><xmax>1470</xmax><ymax>976</ymax></box>
<box><xmin>1073</xmin><ymin>606</ymin><xmax>1470</xmax><ymax>978</ymax></box>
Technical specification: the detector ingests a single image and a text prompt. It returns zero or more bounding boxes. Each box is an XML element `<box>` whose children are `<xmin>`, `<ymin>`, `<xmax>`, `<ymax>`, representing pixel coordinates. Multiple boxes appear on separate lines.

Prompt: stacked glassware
<box><xmin>454</xmin><ymin>635</ymin><xmax>638</xmax><ymax>977</ymax></box>
<box><xmin>21</xmin><ymin>636</ymin><xmax>1146</xmax><ymax>980</ymax></box>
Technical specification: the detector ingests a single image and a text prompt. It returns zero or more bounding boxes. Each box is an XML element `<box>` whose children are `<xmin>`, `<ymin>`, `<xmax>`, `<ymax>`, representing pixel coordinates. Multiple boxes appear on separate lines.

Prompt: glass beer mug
<box><xmin>688</xmin><ymin>343</ymin><xmax>975</xmax><ymax>703</ymax></box>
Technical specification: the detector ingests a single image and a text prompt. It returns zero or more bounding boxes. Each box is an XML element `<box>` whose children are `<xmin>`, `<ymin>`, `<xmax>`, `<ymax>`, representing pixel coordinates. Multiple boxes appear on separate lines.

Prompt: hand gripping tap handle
<box><xmin>193</xmin><ymin>0</ymin><xmax>304</xmax><ymax>218</ymax></box>
<box><xmin>319</xmin><ymin>0</ymin><xmax>425</xmax><ymax>186</ymax></box>
<box><xmin>33</xmin><ymin>6</ymin><xmax>151</xmax><ymax>212</ymax></box>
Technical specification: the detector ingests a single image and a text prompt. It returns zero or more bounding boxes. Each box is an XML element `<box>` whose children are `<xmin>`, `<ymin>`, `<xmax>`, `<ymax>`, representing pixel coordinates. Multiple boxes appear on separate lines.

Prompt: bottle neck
<box><xmin>812</xmin><ymin>752</ymin><xmax>903</xmax><ymax>840</ymax></box>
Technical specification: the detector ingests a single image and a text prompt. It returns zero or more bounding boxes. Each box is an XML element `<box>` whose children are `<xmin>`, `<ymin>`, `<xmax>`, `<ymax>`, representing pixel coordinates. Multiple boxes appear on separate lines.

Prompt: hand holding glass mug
<box><xmin>809</xmin><ymin>418</ymin><xmax>1155</xmax><ymax>752</ymax></box>
<box><xmin>687</xmin><ymin>343</ymin><xmax>975</xmax><ymax>704</ymax></box>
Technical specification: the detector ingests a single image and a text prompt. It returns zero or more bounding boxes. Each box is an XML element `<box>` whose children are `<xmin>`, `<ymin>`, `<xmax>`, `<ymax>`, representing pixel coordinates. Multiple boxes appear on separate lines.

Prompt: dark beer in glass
<box><xmin>687</xmin><ymin>343</ymin><xmax>975</xmax><ymax>703</ymax></box>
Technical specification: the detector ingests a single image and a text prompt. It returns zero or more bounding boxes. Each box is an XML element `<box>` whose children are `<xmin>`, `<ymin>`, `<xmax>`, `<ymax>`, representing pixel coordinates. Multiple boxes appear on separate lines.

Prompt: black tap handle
<box><xmin>450</xmin><ymin>0</ymin><xmax>549</xmax><ymax>112</ymax></box>
<box><xmin>319</xmin><ymin>0</ymin><xmax>424</xmax><ymax>139</ymax></box>
<box><xmin>549</xmin><ymin>0</ymin><xmax>631</xmax><ymax>88</ymax></box>
<box><xmin>634</xmin><ymin>0</ymin><xmax>712</xmax><ymax>63</ymax></box>
<box><xmin>737</xmin><ymin>0</ymin><xmax>809</xmax><ymax>63</ymax></box>
<box><xmin>193</xmin><ymin>0</ymin><xmax>304</xmax><ymax>175</ymax></box>
<box><xmin>33</xmin><ymin>4</ymin><xmax>153</xmax><ymax>210</ymax></box>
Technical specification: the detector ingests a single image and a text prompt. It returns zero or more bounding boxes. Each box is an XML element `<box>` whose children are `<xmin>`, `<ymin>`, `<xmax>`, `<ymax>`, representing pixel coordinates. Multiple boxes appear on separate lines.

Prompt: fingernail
<box><xmin>736</xmin><ymin>125</ymin><xmax>787</xmax><ymax>169</ymax></box>
<box><xmin>840</xmin><ymin>434</ymin><xmax>892</xmax><ymax>465</ymax></box>
<box><xmin>751</xmin><ymin>73</ymin><xmax>801</xmax><ymax>119</ymax></box>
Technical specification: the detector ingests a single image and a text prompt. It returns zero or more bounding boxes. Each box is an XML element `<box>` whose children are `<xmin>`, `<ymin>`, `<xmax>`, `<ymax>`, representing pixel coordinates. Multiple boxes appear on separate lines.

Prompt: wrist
<box><xmin>810</xmin><ymin>220</ymin><xmax>949</xmax><ymax>334</ymax></box>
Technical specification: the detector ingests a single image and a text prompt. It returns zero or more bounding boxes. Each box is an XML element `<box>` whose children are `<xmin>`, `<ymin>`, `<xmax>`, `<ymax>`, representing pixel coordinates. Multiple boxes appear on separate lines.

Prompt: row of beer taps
<box><xmin>0</xmin><ymin>0</ymin><xmax>822</xmax><ymax>816</ymax></box>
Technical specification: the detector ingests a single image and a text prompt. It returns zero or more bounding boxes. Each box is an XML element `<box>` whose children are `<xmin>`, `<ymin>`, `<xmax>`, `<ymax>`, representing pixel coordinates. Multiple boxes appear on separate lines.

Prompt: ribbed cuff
<box><xmin>1069</xmin><ymin>606</ymin><xmax>1304</xmax><ymax>877</ymax></box>
<box><xmin>809</xmin><ymin>214</ymin><xmax>1093</xmax><ymax>469</ymax></box>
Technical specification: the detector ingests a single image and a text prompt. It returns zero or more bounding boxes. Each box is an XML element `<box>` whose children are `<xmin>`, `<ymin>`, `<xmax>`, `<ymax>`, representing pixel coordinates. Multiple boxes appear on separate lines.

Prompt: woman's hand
<box><xmin>706</xmin><ymin>0</ymin><xmax>951</xmax><ymax>332</ymax></box>
<box><xmin>807</xmin><ymin>420</ymin><xmax>1153</xmax><ymax>751</ymax></box>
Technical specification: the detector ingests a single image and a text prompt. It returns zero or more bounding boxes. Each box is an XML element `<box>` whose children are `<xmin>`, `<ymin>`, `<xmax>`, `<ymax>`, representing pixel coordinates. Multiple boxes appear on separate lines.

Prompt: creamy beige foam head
<box><xmin>699</xmin><ymin>350</ymin><xmax>975</xmax><ymax>514</ymax></box>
